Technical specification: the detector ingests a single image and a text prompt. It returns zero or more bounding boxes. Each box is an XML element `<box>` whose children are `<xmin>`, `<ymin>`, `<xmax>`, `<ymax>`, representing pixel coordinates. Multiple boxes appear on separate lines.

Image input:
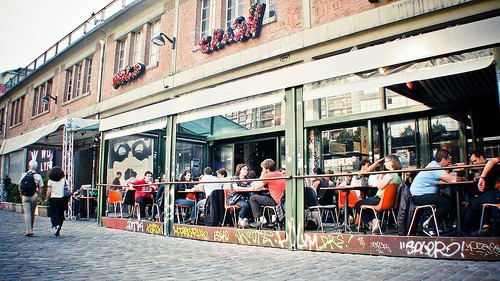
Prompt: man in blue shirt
<box><xmin>410</xmin><ymin>149</ymin><xmax>454</xmax><ymax>236</ymax></box>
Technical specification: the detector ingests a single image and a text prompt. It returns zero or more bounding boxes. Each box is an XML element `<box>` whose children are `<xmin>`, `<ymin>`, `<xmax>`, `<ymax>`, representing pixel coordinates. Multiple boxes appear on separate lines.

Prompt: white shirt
<box><xmin>48</xmin><ymin>179</ymin><xmax>66</xmax><ymax>198</ymax></box>
<box><xmin>199</xmin><ymin>175</ymin><xmax>221</xmax><ymax>197</ymax></box>
<box><xmin>19</xmin><ymin>169</ymin><xmax>44</xmax><ymax>193</ymax></box>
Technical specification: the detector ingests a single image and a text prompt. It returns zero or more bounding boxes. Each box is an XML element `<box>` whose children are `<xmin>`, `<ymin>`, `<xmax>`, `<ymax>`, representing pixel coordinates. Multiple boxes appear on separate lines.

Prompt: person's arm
<box><xmin>366</xmin><ymin>158</ymin><xmax>384</xmax><ymax>172</ymax></box>
<box><xmin>478</xmin><ymin>157</ymin><xmax>500</xmax><ymax>192</ymax></box>
<box><xmin>46</xmin><ymin>181</ymin><xmax>52</xmax><ymax>200</ymax></box>
<box><xmin>376</xmin><ymin>173</ymin><xmax>393</xmax><ymax>190</ymax></box>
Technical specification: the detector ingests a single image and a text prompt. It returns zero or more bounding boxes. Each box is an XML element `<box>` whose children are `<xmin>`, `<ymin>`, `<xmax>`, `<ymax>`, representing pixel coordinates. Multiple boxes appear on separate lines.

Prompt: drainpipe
<box><xmin>96</xmin><ymin>39</ymin><xmax>105</xmax><ymax>104</ymax></box>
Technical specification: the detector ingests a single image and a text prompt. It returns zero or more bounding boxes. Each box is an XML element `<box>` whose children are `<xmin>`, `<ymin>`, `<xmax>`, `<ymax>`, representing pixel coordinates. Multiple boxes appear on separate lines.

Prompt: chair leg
<box><xmin>479</xmin><ymin>204</ymin><xmax>486</xmax><ymax>233</ymax></box>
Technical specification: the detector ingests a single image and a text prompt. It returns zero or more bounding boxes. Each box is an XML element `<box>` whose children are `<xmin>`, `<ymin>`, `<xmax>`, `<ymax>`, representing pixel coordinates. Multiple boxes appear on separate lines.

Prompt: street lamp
<box><xmin>151</xmin><ymin>32</ymin><xmax>176</xmax><ymax>49</ymax></box>
<box><xmin>41</xmin><ymin>94</ymin><xmax>57</xmax><ymax>104</ymax></box>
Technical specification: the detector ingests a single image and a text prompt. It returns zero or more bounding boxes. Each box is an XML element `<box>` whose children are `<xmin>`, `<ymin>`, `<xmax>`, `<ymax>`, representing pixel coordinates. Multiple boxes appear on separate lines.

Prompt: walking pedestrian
<box><xmin>46</xmin><ymin>166</ymin><xmax>69</xmax><ymax>237</ymax></box>
<box><xmin>18</xmin><ymin>160</ymin><xmax>44</xmax><ymax>236</ymax></box>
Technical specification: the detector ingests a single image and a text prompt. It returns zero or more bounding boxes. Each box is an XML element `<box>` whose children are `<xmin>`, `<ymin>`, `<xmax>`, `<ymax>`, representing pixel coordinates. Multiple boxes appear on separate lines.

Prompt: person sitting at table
<box><xmin>352</xmin><ymin>158</ymin><xmax>385</xmax><ymax>198</ymax></box>
<box><xmin>311</xmin><ymin>167</ymin><xmax>329</xmax><ymax>203</ymax></box>
<box><xmin>174</xmin><ymin>170</ymin><xmax>197</xmax><ymax>223</ymax></box>
<box><xmin>195</xmin><ymin>167</ymin><xmax>222</xmax><ymax>215</ymax></box>
<box><xmin>216</xmin><ymin>168</ymin><xmax>231</xmax><ymax>189</ymax></box>
<box><xmin>112</xmin><ymin>171</ymin><xmax>122</xmax><ymax>190</ymax></box>
<box><xmin>249</xmin><ymin>159</ymin><xmax>286</xmax><ymax>229</ymax></box>
<box><xmin>354</xmin><ymin>155</ymin><xmax>402</xmax><ymax>233</ymax></box>
<box><xmin>409</xmin><ymin>149</ymin><xmax>455</xmax><ymax>236</ymax></box>
<box><xmin>127</xmin><ymin>171</ymin><xmax>155</xmax><ymax>220</ymax></box>
<box><xmin>228</xmin><ymin>163</ymin><xmax>253</xmax><ymax>228</ymax></box>
<box><xmin>463</xmin><ymin>153</ymin><xmax>500</xmax><ymax>236</ymax></box>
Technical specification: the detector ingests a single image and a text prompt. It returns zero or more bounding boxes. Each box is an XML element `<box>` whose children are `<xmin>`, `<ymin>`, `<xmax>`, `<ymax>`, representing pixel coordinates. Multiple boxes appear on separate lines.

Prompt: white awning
<box><xmin>303</xmin><ymin>50</ymin><xmax>495</xmax><ymax>100</ymax></box>
<box><xmin>103</xmin><ymin>118</ymin><xmax>166</xmax><ymax>140</ymax></box>
<box><xmin>0</xmin><ymin>118</ymin><xmax>99</xmax><ymax>155</ymax></box>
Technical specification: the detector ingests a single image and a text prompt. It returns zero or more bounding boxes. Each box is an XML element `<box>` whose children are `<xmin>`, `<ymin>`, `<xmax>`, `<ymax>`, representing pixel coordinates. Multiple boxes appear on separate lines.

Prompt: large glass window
<box><xmin>387</xmin><ymin>120</ymin><xmax>417</xmax><ymax>168</ymax></box>
<box><xmin>175</xmin><ymin>140</ymin><xmax>204</xmax><ymax>180</ymax></box>
<box><xmin>431</xmin><ymin>116</ymin><xmax>461</xmax><ymax>163</ymax></box>
<box><xmin>321</xmin><ymin>125</ymin><xmax>369</xmax><ymax>173</ymax></box>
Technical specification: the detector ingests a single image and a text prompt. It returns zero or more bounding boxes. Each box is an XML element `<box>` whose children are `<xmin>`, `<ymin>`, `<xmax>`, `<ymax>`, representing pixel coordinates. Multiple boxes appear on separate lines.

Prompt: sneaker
<box><xmin>249</xmin><ymin>221</ymin><xmax>267</xmax><ymax>229</ymax></box>
<box><xmin>422</xmin><ymin>224</ymin><xmax>436</xmax><ymax>237</ymax></box>
<box><xmin>238</xmin><ymin>218</ymin><xmax>247</xmax><ymax>228</ymax></box>
<box><xmin>371</xmin><ymin>218</ymin><xmax>380</xmax><ymax>234</ymax></box>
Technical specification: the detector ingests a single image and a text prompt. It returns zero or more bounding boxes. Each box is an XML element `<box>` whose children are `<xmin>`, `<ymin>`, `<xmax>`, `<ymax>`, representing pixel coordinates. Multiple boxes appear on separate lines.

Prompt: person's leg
<box><xmin>412</xmin><ymin>194</ymin><xmax>452</xmax><ymax>228</ymax></box>
<box><xmin>22</xmin><ymin>195</ymin><xmax>32</xmax><ymax>235</ymax></box>
<box><xmin>30</xmin><ymin>194</ymin><xmax>38</xmax><ymax>231</ymax></box>
<box><xmin>175</xmin><ymin>199</ymin><xmax>196</xmax><ymax>220</ymax></box>
<box><xmin>250</xmin><ymin>194</ymin><xmax>276</xmax><ymax>226</ymax></box>
<box><xmin>236</xmin><ymin>199</ymin><xmax>251</xmax><ymax>219</ymax></box>
<box><xmin>136</xmin><ymin>197</ymin><xmax>147</xmax><ymax>218</ymax></box>
<box><xmin>355</xmin><ymin>196</ymin><xmax>380</xmax><ymax>224</ymax></box>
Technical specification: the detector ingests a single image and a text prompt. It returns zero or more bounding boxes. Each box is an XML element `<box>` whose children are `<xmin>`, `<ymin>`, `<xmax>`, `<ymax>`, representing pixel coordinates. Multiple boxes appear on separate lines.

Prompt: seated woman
<box><xmin>175</xmin><ymin>170</ymin><xmax>197</xmax><ymax>223</ymax></box>
<box><xmin>228</xmin><ymin>163</ymin><xmax>253</xmax><ymax>228</ymax></box>
<box><xmin>354</xmin><ymin>154</ymin><xmax>402</xmax><ymax>233</ymax></box>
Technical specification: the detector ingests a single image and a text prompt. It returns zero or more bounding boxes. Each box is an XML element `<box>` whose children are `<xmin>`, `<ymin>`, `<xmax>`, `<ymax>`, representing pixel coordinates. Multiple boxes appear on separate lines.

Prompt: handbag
<box><xmin>229</xmin><ymin>193</ymin><xmax>243</xmax><ymax>205</ymax></box>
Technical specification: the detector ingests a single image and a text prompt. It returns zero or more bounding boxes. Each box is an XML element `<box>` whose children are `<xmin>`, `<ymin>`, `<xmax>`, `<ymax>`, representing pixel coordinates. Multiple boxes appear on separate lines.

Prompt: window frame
<box><xmin>10</xmin><ymin>96</ymin><xmax>24</xmax><ymax>127</ymax></box>
<box><xmin>225</xmin><ymin>0</ymin><xmax>244</xmax><ymax>29</ymax></box>
<box><xmin>64</xmin><ymin>57</ymin><xmax>93</xmax><ymax>103</ymax></box>
<box><xmin>148</xmin><ymin>20</ymin><xmax>160</xmax><ymax>66</ymax></box>
<box><xmin>200</xmin><ymin>0</ymin><xmax>216</xmax><ymax>38</ymax></box>
<box><xmin>32</xmin><ymin>80</ymin><xmax>52</xmax><ymax>117</ymax></box>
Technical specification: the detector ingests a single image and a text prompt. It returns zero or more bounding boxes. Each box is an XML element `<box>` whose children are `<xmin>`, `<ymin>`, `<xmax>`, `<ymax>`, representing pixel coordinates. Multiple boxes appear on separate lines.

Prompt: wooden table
<box><xmin>322</xmin><ymin>186</ymin><xmax>364</xmax><ymax>233</ymax></box>
<box><xmin>437</xmin><ymin>180</ymin><xmax>474</xmax><ymax>237</ymax></box>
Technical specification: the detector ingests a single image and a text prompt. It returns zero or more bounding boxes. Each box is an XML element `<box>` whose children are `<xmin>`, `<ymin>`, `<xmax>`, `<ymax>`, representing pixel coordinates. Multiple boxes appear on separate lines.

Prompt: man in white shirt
<box><xmin>195</xmin><ymin>167</ymin><xmax>221</xmax><ymax>214</ymax></box>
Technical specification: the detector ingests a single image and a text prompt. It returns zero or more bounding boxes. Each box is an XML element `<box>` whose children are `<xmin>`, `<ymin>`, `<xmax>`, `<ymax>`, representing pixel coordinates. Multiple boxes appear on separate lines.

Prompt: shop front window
<box><xmin>387</xmin><ymin>120</ymin><xmax>417</xmax><ymax>168</ymax></box>
<box><xmin>431</xmin><ymin>116</ymin><xmax>461</xmax><ymax>163</ymax></box>
<box><xmin>321</xmin><ymin>125</ymin><xmax>369</xmax><ymax>173</ymax></box>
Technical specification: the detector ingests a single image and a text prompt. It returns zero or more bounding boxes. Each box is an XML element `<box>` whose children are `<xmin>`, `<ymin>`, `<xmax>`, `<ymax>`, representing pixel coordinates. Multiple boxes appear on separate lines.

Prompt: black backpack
<box><xmin>20</xmin><ymin>171</ymin><xmax>37</xmax><ymax>196</ymax></box>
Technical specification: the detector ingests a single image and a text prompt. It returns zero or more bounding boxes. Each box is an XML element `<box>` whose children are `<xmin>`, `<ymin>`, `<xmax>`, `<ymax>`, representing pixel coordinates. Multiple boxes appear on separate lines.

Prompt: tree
<box><xmin>400</xmin><ymin>125</ymin><xmax>415</xmax><ymax>137</ymax></box>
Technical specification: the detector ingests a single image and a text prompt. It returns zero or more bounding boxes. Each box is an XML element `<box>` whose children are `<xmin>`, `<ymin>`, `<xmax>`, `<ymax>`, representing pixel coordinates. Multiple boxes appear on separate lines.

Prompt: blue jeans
<box><xmin>175</xmin><ymin>199</ymin><xmax>196</xmax><ymax>220</ymax></box>
<box><xmin>228</xmin><ymin>196</ymin><xmax>251</xmax><ymax>219</ymax></box>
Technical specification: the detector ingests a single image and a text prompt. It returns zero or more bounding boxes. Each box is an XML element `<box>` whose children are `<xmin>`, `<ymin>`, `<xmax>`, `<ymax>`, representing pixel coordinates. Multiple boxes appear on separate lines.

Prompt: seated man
<box><xmin>409</xmin><ymin>149</ymin><xmax>454</xmax><ymax>236</ymax></box>
<box><xmin>127</xmin><ymin>171</ymin><xmax>155</xmax><ymax>220</ymax></box>
<box><xmin>249</xmin><ymin>159</ymin><xmax>286</xmax><ymax>228</ymax></box>
<box><xmin>463</xmin><ymin>152</ymin><xmax>500</xmax><ymax>235</ymax></box>
<box><xmin>195</xmin><ymin>167</ymin><xmax>221</xmax><ymax>216</ymax></box>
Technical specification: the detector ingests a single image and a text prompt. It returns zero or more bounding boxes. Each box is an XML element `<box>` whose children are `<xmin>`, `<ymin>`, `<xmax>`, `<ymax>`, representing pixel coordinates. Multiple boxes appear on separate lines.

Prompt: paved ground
<box><xmin>0</xmin><ymin>210</ymin><xmax>498</xmax><ymax>281</ymax></box>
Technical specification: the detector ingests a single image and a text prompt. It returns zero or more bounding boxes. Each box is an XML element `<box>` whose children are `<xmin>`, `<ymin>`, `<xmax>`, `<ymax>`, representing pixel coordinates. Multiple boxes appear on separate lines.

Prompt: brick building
<box><xmin>1</xmin><ymin>0</ymin><xmax>499</xmax><ymax>259</ymax></box>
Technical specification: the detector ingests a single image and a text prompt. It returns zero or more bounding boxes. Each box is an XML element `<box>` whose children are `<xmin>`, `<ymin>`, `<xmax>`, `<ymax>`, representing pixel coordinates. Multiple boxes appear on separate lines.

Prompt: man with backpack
<box><xmin>18</xmin><ymin>160</ymin><xmax>44</xmax><ymax>236</ymax></box>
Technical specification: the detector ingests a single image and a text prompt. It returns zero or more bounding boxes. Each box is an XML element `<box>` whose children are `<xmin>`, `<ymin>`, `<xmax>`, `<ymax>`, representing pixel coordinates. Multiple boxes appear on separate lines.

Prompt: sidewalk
<box><xmin>0</xmin><ymin>210</ymin><xmax>498</xmax><ymax>280</ymax></box>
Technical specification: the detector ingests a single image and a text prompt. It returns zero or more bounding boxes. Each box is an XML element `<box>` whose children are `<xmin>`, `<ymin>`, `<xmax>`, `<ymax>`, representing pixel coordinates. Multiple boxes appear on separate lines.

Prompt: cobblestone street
<box><xmin>0</xmin><ymin>210</ymin><xmax>498</xmax><ymax>280</ymax></box>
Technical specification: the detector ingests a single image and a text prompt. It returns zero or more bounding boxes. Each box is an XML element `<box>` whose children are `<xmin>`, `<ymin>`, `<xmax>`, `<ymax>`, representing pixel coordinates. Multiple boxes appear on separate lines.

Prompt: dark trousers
<box><xmin>412</xmin><ymin>194</ymin><xmax>452</xmax><ymax>227</ymax></box>
<box><xmin>136</xmin><ymin>196</ymin><xmax>153</xmax><ymax>218</ymax></box>
<box><xmin>250</xmin><ymin>194</ymin><xmax>276</xmax><ymax>219</ymax></box>
<box><xmin>354</xmin><ymin>196</ymin><xmax>381</xmax><ymax>224</ymax></box>
<box><xmin>463</xmin><ymin>189</ymin><xmax>500</xmax><ymax>231</ymax></box>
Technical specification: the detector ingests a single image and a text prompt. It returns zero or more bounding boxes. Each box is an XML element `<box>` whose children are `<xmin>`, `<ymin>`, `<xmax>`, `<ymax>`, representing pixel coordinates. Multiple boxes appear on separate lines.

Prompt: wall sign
<box><xmin>199</xmin><ymin>3</ymin><xmax>266</xmax><ymax>54</ymax></box>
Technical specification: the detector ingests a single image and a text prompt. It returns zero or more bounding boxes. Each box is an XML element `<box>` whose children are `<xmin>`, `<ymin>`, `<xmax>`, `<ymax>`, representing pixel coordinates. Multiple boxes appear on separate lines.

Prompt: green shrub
<box><xmin>4</xmin><ymin>177</ymin><xmax>21</xmax><ymax>203</ymax></box>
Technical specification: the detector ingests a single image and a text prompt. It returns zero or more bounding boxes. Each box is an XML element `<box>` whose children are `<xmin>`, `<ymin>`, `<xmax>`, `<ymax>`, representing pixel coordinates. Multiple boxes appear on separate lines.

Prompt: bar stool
<box><xmin>152</xmin><ymin>203</ymin><xmax>161</xmax><ymax>222</ymax></box>
<box><xmin>407</xmin><ymin>204</ymin><xmax>440</xmax><ymax>236</ymax></box>
<box><xmin>479</xmin><ymin>203</ymin><xmax>500</xmax><ymax>233</ymax></box>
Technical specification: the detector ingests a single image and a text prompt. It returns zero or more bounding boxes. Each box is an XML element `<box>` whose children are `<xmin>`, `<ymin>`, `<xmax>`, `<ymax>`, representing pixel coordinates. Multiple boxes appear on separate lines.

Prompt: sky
<box><xmin>0</xmin><ymin>0</ymin><xmax>111</xmax><ymax>73</ymax></box>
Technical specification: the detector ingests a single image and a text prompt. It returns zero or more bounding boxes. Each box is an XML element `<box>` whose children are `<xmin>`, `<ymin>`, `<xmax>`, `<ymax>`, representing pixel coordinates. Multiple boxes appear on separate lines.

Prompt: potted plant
<box><xmin>36</xmin><ymin>175</ymin><xmax>49</xmax><ymax>217</ymax></box>
<box><xmin>3</xmin><ymin>177</ymin><xmax>20</xmax><ymax>212</ymax></box>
